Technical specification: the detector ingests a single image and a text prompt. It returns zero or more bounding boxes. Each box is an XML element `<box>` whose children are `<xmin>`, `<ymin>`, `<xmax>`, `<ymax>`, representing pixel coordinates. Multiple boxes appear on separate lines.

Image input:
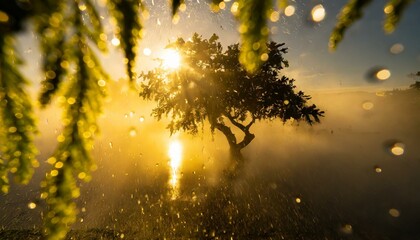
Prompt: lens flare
<box><xmin>162</xmin><ymin>49</ymin><xmax>181</xmax><ymax>69</ymax></box>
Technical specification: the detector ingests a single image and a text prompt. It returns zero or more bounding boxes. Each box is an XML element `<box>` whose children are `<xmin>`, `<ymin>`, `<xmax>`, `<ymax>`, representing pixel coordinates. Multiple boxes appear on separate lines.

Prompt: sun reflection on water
<box><xmin>168</xmin><ymin>140</ymin><xmax>183</xmax><ymax>199</ymax></box>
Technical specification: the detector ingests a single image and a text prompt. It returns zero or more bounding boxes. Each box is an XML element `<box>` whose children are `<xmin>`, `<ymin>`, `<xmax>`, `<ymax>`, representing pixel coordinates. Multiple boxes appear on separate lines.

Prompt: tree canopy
<box><xmin>139</xmin><ymin>33</ymin><xmax>324</xmax><ymax>168</ymax></box>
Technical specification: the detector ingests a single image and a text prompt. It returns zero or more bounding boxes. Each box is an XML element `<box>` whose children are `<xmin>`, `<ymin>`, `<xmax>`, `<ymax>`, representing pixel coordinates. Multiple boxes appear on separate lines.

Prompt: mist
<box><xmin>2</xmin><ymin>86</ymin><xmax>420</xmax><ymax>239</ymax></box>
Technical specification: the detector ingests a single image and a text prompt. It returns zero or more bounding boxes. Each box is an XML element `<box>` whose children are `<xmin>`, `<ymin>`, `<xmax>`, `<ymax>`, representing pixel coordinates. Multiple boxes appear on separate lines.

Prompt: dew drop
<box><xmin>139</xmin><ymin>116</ymin><xmax>145</xmax><ymax>122</ymax></box>
<box><xmin>374</xmin><ymin>165</ymin><xmax>382</xmax><ymax>173</ymax></box>
<box><xmin>295</xmin><ymin>197</ymin><xmax>301</xmax><ymax>203</ymax></box>
<box><xmin>109</xmin><ymin>142</ymin><xmax>113</xmax><ymax>148</ymax></box>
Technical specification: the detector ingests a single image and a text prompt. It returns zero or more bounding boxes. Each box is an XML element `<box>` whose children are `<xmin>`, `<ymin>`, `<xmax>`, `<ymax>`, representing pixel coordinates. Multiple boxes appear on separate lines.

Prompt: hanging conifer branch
<box><xmin>236</xmin><ymin>0</ymin><xmax>272</xmax><ymax>73</ymax></box>
<box><xmin>0</xmin><ymin>36</ymin><xmax>38</xmax><ymax>194</ymax></box>
<box><xmin>107</xmin><ymin>0</ymin><xmax>145</xmax><ymax>81</ymax></box>
<box><xmin>384</xmin><ymin>0</ymin><xmax>412</xmax><ymax>33</ymax></box>
<box><xmin>37</xmin><ymin>1</ymin><xmax>109</xmax><ymax>239</ymax></box>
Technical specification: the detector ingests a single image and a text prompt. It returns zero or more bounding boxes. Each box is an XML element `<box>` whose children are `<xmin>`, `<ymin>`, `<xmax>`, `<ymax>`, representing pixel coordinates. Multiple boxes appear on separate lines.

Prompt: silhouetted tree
<box><xmin>139</xmin><ymin>33</ymin><xmax>324</xmax><ymax>174</ymax></box>
<box><xmin>410</xmin><ymin>81</ymin><xmax>420</xmax><ymax>90</ymax></box>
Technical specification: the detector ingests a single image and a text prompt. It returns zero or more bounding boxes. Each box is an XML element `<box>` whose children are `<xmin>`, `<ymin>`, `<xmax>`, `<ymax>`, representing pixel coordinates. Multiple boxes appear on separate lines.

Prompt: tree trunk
<box><xmin>225</xmin><ymin>144</ymin><xmax>245</xmax><ymax>180</ymax></box>
<box><xmin>214</xmin><ymin>122</ymin><xmax>254</xmax><ymax>179</ymax></box>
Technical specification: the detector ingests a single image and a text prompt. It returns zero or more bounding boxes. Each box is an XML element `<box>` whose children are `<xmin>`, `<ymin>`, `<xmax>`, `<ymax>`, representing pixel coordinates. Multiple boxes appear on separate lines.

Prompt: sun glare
<box><xmin>162</xmin><ymin>49</ymin><xmax>181</xmax><ymax>69</ymax></box>
<box><xmin>168</xmin><ymin>140</ymin><xmax>183</xmax><ymax>199</ymax></box>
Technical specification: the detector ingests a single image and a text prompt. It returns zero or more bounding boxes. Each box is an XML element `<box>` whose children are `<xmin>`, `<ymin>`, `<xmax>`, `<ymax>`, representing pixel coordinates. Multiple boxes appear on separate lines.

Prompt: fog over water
<box><xmin>2</xmin><ymin>86</ymin><xmax>420</xmax><ymax>239</ymax></box>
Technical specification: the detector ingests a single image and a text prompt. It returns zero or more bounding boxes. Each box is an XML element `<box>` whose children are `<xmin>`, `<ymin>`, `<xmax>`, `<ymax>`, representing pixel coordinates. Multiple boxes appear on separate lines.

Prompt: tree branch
<box><xmin>224</xmin><ymin>112</ymin><xmax>255</xmax><ymax>150</ymax></box>
<box><xmin>213</xmin><ymin>122</ymin><xmax>237</xmax><ymax>147</ymax></box>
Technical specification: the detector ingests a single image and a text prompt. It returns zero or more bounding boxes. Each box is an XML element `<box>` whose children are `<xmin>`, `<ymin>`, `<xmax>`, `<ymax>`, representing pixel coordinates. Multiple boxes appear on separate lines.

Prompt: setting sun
<box><xmin>162</xmin><ymin>49</ymin><xmax>181</xmax><ymax>69</ymax></box>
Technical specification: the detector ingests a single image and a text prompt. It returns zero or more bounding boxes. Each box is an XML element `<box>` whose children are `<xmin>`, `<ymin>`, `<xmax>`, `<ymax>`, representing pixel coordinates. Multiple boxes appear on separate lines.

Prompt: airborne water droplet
<box><xmin>129</xmin><ymin>127</ymin><xmax>137</xmax><ymax>137</ymax></box>
<box><xmin>28</xmin><ymin>202</ymin><xmax>37</xmax><ymax>209</ymax></box>
<box><xmin>376</xmin><ymin>69</ymin><xmax>391</xmax><ymax>80</ymax></box>
<box><xmin>366</xmin><ymin>67</ymin><xmax>391</xmax><ymax>82</ymax></box>
<box><xmin>389</xmin><ymin>208</ymin><xmax>400</xmax><ymax>217</ymax></box>
<box><xmin>362</xmin><ymin>101</ymin><xmax>374</xmax><ymax>110</ymax></box>
<box><xmin>340</xmin><ymin>224</ymin><xmax>353</xmax><ymax>234</ymax></box>
<box><xmin>390</xmin><ymin>43</ymin><xmax>404</xmax><ymax>54</ymax></box>
<box><xmin>391</xmin><ymin>142</ymin><xmax>405</xmax><ymax>156</ymax></box>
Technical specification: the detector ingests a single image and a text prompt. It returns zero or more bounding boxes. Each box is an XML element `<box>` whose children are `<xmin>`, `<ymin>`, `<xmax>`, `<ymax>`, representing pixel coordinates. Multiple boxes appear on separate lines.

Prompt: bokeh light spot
<box><xmin>143</xmin><ymin>48</ymin><xmax>152</xmax><ymax>56</ymax></box>
<box><xmin>129</xmin><ymin>127</ymin><xmax>137</xmax><ymax>137</ymax></box>
<box><xmin>0</xmin><ymin>11</ymin><xmax>9</xmax><ymax>23</ymax></box>
<box><xmin>111</xmin><ymin>37</ymin><xmax>120</xmax><ymax>46</ymax></box>
<box><xmin>362</xmin><ymin>101</ymin><xmax>374</xmax><ymax>110</ymax></box>
<box><xmin>311</xmin><ymin>4</ymin><xmax>326</xmax><ymax>22</ymax></box>
<box><xmin>340</xmin><ymin>224</ymin><xmax>353</xmax><ymax>234</ymax></box>
<box><xmin>389</xmin><ymin>208</ymin><xmax>400</xmax><ymax>217</ymax></box>
<box><xmin>390</xmin><ymin>43</ymin><xmax>404</xmax><ymax>54</ymax></box>
<box><xmin>376</xmin><ymin>69</ymin><xmax>391</xmax><ymax>80</ymax></box>
<box><xmin>391</xmin><ymin>143</ymin><xmax>405</xmax><ymax>156</ymax></box>
<box><xmin>28</xmin><ymin>202</ymin><xmax>37</xmax><ymax>209</ymax></box>
<box><xmin>284</xmin><ymin>5</ymin><xmax>296</xmax><ymax>17</ymax></box>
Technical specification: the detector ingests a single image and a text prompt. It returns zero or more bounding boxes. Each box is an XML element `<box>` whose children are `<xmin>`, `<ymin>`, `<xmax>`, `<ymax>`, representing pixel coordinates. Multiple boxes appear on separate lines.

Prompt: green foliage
<box><xmin>384</xmin><ymin>0</ymin><xmax>412</xmax><ymax>33</ymax></box>
<box><xmin>171</xmin><ymin>0</ymin><xmax>185</xmax><ymax>16</ymax></box>
<box><xmin>0</xmin><ymin>36</ymin><xmax>38</xmax><ymax>194</ymax></box>
<box><xmin>329</xmin><ymin>0</ymin><xmax>373</xmax><ymax>50</ymax></box>
<box><xmin>330</xmin><ymin>0</ymin><xmax>413</xmax><ymax>50</ymax></box>
<box><xmin>139</xmin><ymin>33</ymin><xmax>323</xmax><ymax>153</ymax></box>
<box><xmin>34</xmin><ymin>1</ymin><xmax>109</xmax><ymax>239</ymax></box>
<box><xmin>36</xmin><ymin>0</ymin><xmax>70</xmax><ymax>105</ymax></box>
<box><xmin>236</xmin><ymin>0</ymin><xmax>272</xmax><ymax>73</ymax></box>
<box><xmin>107</xmin><ymin>0</ymin><xmax>145</xmax><ymax>81</ymax></box>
